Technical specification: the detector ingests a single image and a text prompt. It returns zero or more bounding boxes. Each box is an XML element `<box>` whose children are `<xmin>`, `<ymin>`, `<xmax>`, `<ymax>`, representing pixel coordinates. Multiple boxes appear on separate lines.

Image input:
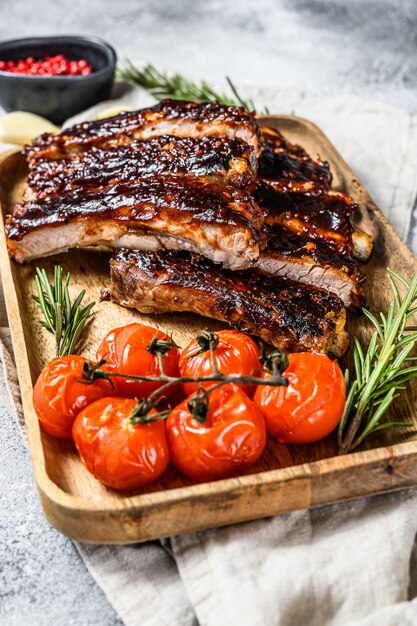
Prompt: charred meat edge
<box><xmin>24</xmin><ymin>99</ymin><xmax>261</xmax><ymax>162</ymax></box>
<box><xmin>109</xmin><ymin>249</ymin><xmax>349</xmax><ymax>358</ymax></box>
<box><xmin>255</xmin><ymin>228</ymin><xmax>365</xmax><ymax>308</ymax></box>
<box><xmin>24</xmin><ymin>135</ymin><xmax>258</xmax><ymax>202</ymax></box>
<box><xmin>258</xmin><ymin>126</ymin><xmax>332</xmax><ymax>193</ymax></box>
<box><xmin>6</xmin><ymin>177</ymin><xmax>266</xmax><ymax>270</ymax></box>
<box><xmin>256</xmin><ymin>186</ymin><xmax>373</xmax><ymax>261</ymax></box>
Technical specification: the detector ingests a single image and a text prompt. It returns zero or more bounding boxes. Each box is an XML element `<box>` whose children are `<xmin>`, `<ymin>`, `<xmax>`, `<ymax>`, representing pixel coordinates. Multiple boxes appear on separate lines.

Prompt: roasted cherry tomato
<box><xmin>96</xmin><ymin>324</ymin><xmax>180</xmax><ymax>399</ymax></box>
<box><xmin>72</xmin><ymin>397</ymin><xmax>170</xmax><ymax>491</ymax></box>
<box><xmin>254</xmin><ymin>352</ymin><xmax>346</xmax><ymax>444</ymax></box>
<box><xmin>179</xmin><ymin>330</ymin><xmax>261</xmax><ymax>397</ymax></box>
<box><xmin>166</xmin><ymin>384</ymin><xmax>266</xmax><ymax>482</ymax></box>
<box><xmin>33</xmin><ymin>355</ymin><xmax>113</xmax><ymax>439</ymax></box>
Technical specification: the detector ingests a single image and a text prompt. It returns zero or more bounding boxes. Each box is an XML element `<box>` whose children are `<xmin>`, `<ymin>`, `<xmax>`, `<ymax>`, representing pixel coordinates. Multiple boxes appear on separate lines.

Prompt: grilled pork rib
<box><xmin>255</xmin><ymin>186</ymin><xmax>373</xmax><ymax>261</ymax></box>
<box><xmin>255</xmin><ymin>227</ymin><xmax>365</xmax><ymax>308</ymax></box>
<box><xmin>9</xmin><ymin>101</ymin><xmax>371</xmax><ymax>353</ymax></box>
<box><xmin>258</xmin><ymin>127</ymin><xmax>332</xmax><ymax>193</ymax></box>
<box><xmin>109</xmin><ymin>249</ymin><xmax>349</xmax><ymax>358</ymax></box>
<box><xmin>24</xmin><ymin>136</ymin><xmax>257</xmax><ymax>202</ymax></box>
<box><xmin>7</xmin><ymin>177</ymin><xmax>266</xmax><ymax>269</ymax></box>
<box><xmin>24</xmin><ymin>100</ymin><xmax>261</xmax><ymax>163</ymax></box>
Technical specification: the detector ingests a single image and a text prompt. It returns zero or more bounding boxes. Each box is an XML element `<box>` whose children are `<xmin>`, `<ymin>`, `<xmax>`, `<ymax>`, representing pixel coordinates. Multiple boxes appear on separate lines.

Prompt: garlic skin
<box><xmin>0</xmin><ymin>111</ymin><xmax>59</xmax><ymax>145</ymax></box>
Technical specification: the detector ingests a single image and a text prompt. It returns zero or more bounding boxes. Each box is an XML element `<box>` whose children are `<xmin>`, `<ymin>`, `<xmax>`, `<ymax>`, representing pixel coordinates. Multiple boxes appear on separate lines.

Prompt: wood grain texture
<box><xmin>1</xmin><ymin>116</ymin><xmax>417</xmax><ymax>544</ymax></box>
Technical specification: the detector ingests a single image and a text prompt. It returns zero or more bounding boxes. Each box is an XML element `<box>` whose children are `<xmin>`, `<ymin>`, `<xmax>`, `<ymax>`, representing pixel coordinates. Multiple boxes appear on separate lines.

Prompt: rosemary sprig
<box><xmin>339</xmin><ymin>268</ymin><xmax>417</xmax><ymax>453</ymax></box>
<box><xmin>33</xmin><ymin>266</ymin><xmax>95</xmax><ymax>357</ymax></box>
<box><xmin>117</xmin><ymin>62</ymin><xmax>268</xmax><ymax>114</ymax></box>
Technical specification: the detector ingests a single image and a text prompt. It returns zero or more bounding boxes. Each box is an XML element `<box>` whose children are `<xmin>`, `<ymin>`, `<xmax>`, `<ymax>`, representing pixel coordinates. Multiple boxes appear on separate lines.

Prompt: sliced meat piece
<box><xmin>254</xmin><ymin>227</ymin><xmax>365</xmax><ymax>308</ymax></box>
<box><xmin>109</xmin><ymin>249</ymin><xmax>349</xmax><ymax>358</ymax></box>
<box><xmin>258</xmin><ymin>127</ymin><xmax>332</xmax><ymax>192</ymax></box>
<box><xmin>6</xmin><ymin>177</ymin><xmax>266</xmax><ymax>269</ymax></box>
<box><xmin>24</xmin><ymin>136</ymin><xmax>257</xmax><ymax>202</ymax></box>
<box><xmin>256</xmin><ymin>128</ymin><xmax>373</xmax><ymax>261</ymax></box>
<box><xmin>24</xmin><ymin>99</ymin><xmax>261</xmax><ymax>163</ymax></box>
<box><xmin>255</xmin><ymin>186</ymin><xmax>373</xmax><ymax>260</ymax></box>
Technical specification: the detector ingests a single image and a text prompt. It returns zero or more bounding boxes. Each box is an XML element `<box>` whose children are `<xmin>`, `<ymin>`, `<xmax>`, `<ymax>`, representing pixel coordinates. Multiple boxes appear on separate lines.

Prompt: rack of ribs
<box><xmin>7</xmin><ymin>176</ymin><xmax>266</xmax><ymax>269</ymax></box>
<box><xmin>255</xmin><ymin>226</ymin><xmax>365</xmax><ymax>308</ymax></box>
<box><xmin>109</xmin><ymin>249</ymin><xmax>349</xmax><ymax>358</ymax></box>
<box><xmin>24</xmin><ymin>136</ymin><xmax>257</xmax><ymax>202</ymax></box>
<box><xmin>24</xmin><ymin>100</ymin><xmax>261</xmax><ymax>163</ymax></box>
<box><xmin>5</xmin><ymin>98</ymin><xmax>376</xmax><ymax>358</ymax></box>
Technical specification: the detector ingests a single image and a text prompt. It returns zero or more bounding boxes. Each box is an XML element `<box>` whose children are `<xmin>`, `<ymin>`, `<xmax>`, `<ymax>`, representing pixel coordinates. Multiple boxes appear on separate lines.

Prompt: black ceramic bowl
<box><xmin>0</xmin><ymin>36</ymin><xmax>116</xmax><ymax>125</ymax></box>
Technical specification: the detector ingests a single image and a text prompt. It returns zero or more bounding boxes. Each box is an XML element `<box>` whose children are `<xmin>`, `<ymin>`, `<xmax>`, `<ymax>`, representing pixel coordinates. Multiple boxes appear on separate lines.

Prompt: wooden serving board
<box><xmin>1</xmin><ymin>115</ymin><xmax>417</xmax><ymax>544</ymax></box>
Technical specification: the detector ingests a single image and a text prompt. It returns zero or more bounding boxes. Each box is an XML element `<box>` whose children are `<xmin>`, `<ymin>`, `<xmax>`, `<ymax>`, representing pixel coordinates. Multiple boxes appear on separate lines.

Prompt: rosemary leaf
<box><xmin>33</xmin><ymin>266</ymin><xmax>95</xmax><ymax>357</ymax></box>
<box><xmin>70</xmin><ymin>288</ymin><xmax>87</xmax><ymax>319</ymax></box>
<box><xmin>372</xmin><ymin>421</ymin><xmax>413</xmax><ymax>432</ymax></box>
<box><xmin>337</xmin><ymin>379</ymin><xmax>359</xmax><ymax>446</ymax></box>
<box><xmin>357</xmin><ymin>388</ymin><xmax>396</xmax><ymax>442</ymax></box>
<box><xmin>387</xmin><ymin>273</ymin><xmax>401</xmax><ymax>306</ymax></box>
<box><xmin>353</xmin><ymin>336</ymin><xmax>364</xmax><ymax>381</ymax></box>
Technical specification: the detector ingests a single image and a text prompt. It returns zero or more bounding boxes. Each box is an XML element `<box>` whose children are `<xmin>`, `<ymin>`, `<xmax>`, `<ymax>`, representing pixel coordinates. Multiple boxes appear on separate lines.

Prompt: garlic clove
<box><xmin>0</xmin><ymin>111</ymin><xmax>59</xmax><ymax>145</ymax></box>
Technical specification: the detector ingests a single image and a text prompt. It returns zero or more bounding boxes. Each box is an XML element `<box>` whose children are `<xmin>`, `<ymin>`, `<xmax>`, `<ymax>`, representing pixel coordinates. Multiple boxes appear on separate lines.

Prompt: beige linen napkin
<box><xmin>3</xmin><ymin>83</ymin><xmax>417</xmax><ymax>626</ymax></box>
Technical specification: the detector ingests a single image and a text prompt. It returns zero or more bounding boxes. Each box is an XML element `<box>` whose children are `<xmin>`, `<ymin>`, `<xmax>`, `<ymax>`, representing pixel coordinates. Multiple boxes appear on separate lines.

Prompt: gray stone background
<box><xmin>1</xmin><ymin>0</ymin><xmax>417</xmax><ymax>110</ymax></box>
<box><xmin>1</xmin><ymin>0</ymin><xmax>417</xmax><ymax>624</ymax></box>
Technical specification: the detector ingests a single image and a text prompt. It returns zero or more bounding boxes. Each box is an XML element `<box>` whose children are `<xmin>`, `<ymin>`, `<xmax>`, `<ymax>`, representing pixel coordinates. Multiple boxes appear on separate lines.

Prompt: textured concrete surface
<box><xmin>1</xmin><ymin>0</ymin><xmax>417</xmax><ymax>110</ymax></box>
<box><xmin>1</xmin><ymin>1</ymin><xmax>417</xmax><ymax>624</ymax></box>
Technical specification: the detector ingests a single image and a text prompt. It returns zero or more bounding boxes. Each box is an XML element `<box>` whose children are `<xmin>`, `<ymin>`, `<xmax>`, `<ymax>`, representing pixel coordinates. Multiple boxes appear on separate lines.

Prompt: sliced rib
<box><xmin>109</xmin><ymin>249</ymin><xmax>349</xmax><ymax>358</ymax></box>
<box><xmin>24</xmin><ymin>100</ymin><xmax>261</xmax><ymax>163</ymax></box>
<box><xmin>6</xmin><ymin>177</ymin><xmax>266</xmax><ymax>269</ymax></box>
<box><xmin>24</xmin><ymin>136</ymin><xmax>257</xmax><ymax>202</ymax></box>
<box><xmin>255</xmin><ymin>186</ymin><xmax>373</xmax><ymax>261</ymax></box>
<box><xmin>255</xmin><ymin>227</ymin><xmax>365</xmax><ymax>308</ymax></box>
<box><xmin>258</xmin><ymin>127</ymin><xmax>332</xmax><ymax>192</ymax></box>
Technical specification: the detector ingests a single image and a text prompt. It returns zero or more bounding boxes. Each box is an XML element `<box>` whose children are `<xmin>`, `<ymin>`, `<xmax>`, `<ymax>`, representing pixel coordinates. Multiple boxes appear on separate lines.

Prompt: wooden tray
<box><xmin>1</xmin><ymin>115</ymin><xmax>417</xmax><ymax>544</ymax></box>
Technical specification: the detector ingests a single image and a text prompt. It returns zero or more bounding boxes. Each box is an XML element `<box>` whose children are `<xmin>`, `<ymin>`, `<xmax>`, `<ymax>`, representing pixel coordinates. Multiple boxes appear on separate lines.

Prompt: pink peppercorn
<box><xmin>0</xmin><ymin>55</ymin><xmax>94</xmax><ymax>76</ymax></box>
